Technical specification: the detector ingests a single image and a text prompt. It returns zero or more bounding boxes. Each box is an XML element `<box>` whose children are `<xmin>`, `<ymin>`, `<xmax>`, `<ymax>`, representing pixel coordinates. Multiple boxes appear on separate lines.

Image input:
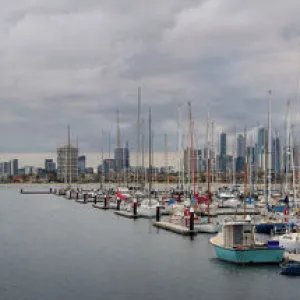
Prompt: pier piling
<box><xmin>189</xmin><ymin>208</ymin><xmax>194</xmax><ymax>232</ymax></box>
<box><xmin>156</xmin><ymin>206</ymin><xmax>160</xmax><ymax>222</ymax></box>
<box><xmin>84</xmin><ymin>194</ymin><xmax>88</xmax><ymax>204</ymax></box>
<box><xmin>94</xmin><ymin>195</ymin><xmax>97</xmax><ymax>205</ymax></box>
<box><xmin>133</xmin><ymin>199</ymin><xmax>137</xmax><ymax>216</ymax></box>
<box><xmin>117</xmin><ymin>199</ymin><xmax>121</xmax><ymax>211</ymax></box>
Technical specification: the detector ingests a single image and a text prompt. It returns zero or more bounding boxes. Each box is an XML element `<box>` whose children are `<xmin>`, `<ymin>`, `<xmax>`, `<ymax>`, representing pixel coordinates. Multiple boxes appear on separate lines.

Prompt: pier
<box><xmin>20</xmin><ymin>189</ymin><xmax>52</xmax><ymax>194</ymax></box>
<box><xmin>153</xmin><ymin>221</ymin><xmax>197</xmax><ymax>236</ymax></box>
<box><xmin>114</xmin><ymin>211</ymin><xmax>140</xmax><ymax>219</ymax></box>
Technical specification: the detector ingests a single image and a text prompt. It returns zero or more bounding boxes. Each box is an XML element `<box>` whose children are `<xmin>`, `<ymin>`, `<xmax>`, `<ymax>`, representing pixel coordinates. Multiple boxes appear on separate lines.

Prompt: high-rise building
<box><xmin>258</xmin><ymin>127</ymin><xmax>266</xmax><ymax>153</ymax></box>
<box><xmin>114</xmin><ymin>147</ymin><xmax>130</xmax><ymax>171</ymax></box>
<box><xmin>183</xmin><ymin>148</ymin><xmax>202</xmax><ymax>174</ymax></box>
<box><xmin>103</xmin><ymin>159</ymin><xmax>115</xmax><ymax>175</ymax></box>
<box><xmin>237</xmin><ymin>134</ymin><xmax>245</xmax><ymax>158</ymax></box>
<box><xmin>78</xmin><ymin>155</ymin><xmax>86</xmax><ymax>174</ymax></box>
<box><xmin>219</xmin><ymin>133</ymin><xmax>227</xmax><ymax>172</ymax></box>
<box><xmin>45</xmin><ymin>159</ymin><xmax>56</xmax><ymax>172</ymax></box>
<box><xmin>272</xmin><ymin>136</ymin><xmax>281</xmax><ymax>172</ymax></box>
<box><xmin>57</xmin><ymin>145</ymin><xmax>79</xmax><ymax>182</ymax></box>
<box><xmin>11</xmin><ymin>159</ymin><xmax>19</xmax><ymax>175</ymax></box>
<box><xmin>220</xmin><ymin>133</ymin><xmax>227</xmax><ymax>156</ymax></box>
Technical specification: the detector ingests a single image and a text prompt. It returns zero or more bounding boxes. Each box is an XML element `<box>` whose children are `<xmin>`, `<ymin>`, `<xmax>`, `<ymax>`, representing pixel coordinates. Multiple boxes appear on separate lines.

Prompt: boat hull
<box><xmin>195</xmin><ymin>223</ymin><xmax>218</xmax><ymax>233</ymax></box>
<box><xmin>211</xmin><ymin>238</ymin><xmax>284</xmax><ymax>264</ymax></box>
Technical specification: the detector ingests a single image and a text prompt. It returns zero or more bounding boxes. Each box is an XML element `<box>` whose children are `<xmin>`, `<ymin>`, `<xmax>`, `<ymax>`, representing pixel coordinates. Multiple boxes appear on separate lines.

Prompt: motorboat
<box><xmin>210</xmin><ymin>216</ymin><xmax>284</xmax><ymax>264</ymax></box>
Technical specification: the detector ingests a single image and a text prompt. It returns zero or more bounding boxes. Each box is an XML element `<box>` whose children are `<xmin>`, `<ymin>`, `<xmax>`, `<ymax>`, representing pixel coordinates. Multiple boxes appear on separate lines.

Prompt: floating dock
<box><xmin>114</xmin><ymin>211</ymin><xmax>140</xmax><ymax>219</ymax></box>
<box><xmin>92</xmin><ymin>204</ymin><xmax>110</xmax><ymax>210</ymax></box>
<box><xmin>20</xmin><ymin>190</ymin><xmax>52</xmax><ymax>194</ymax></box>
<box><xmin>153</xmin><ymin>221</ymin><xmax>197</xmax><ymax>236</ymax></box>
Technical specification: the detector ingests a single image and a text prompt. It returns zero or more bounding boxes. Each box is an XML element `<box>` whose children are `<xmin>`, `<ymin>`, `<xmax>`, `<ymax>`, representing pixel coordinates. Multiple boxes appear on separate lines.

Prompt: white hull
<box><xmin>219</xmin><ymin>199</ymin><xmax>241</xmax><ymax>208</ymax></box>
<box><xmin>279</xmin><ymin>233</ymin><xmax>300</xmax><ymax>253</ymax></box>
<box><xmin>194</xmin><ymin>223</ymin><xmax>218</xmax><ymax>233</ymax></box>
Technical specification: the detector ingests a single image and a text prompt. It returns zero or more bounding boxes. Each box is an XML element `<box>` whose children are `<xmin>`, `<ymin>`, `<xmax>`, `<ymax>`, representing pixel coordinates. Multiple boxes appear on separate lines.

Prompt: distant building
<box><xmin>103</xmin><ymin>159</ymin><xmax>115</xmax><ymax>175</ymax></box>
<box><xmin>237</xmin><ymin>134</ymin><xmax>245</xmax><ymax>158</ymax></box>
<box><xmin>114</xmin><ymin>147</ymin><xmax>130</xmax><ymax>171</ymax></box>
<box><xmin>78</xmin><ymin>155</ymin><xmax>86</xmax><ymax>174</ymax></box>
<box><xmin>220</xmin><ymin>133</ymin><xmax>227</xmax><ymax>156</ymax></box>
<box><xmin>183</xmin><ymin>148</ymin><xmax>202</xmax><ymax>175</ymax></box>
<box><xmin>11</xmin><ymin>159</ymin><xmax>19</xmax><ymax>175</ymax></box>
<box><xmin>272</xmin><ymin>136</ymin><xmax>281</xmax><ymax>172</ymax></box>
<box><xmin>45</xmin><ymin>159</ymin><xmax>56</xmax><ymax>172</ymax></box>
<box><xmin>57</xmin><ymin>145</ymin><xmax>79</xmax><ymax>182</ymax></box>
<box><xmin>24</xmin><ymin>166</ymin><xmax>35</xmax><ymax>175</ymax></box>
<box><xmin>85</xmin><ymin>167</ymin><xmax>94</xmax><ymax>174</ymax></box>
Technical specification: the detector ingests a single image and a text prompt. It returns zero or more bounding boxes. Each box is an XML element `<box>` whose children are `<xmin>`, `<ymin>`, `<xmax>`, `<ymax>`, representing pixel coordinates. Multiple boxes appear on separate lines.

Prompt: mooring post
<box><xmin>84</xmin><ymin>193</ymin><xmax>88</xmax><ymax>203</ymax></box>
<box><xmin>104</xmin><ymin>195</ymin><xmax>107</xmax><ymax>208</ymax></box>
<box><xmin>117</xmin><ymin>199</ymin><xmax>121</xmax><ymax>211</ymax></box>
<box><xmin>94</xmin><ymin>195</ymin><xmax>97</xmax><ymax>204</ymax></box>
<box><xmin>156</xmin><ymin>206</ymin><xmax>160</xmax><ymax>222</ymax></box>
<box><xmin>69</xmin><ymin>191</ymin><xmax>72</xmax><ymax>199</ymax></box>
<box><xmin>133</xmin><ymin>199</ymin><xmax>137</xmax><ymax>216</ymax></box>
<box><xmin>50</xmin><ymin>188</ymin><xmax>52</xmax><ymax>194</ymax></box>
<box><xmin>189</xmin><ymin>207</ymin><xmax>194</xmax><ymax>232</ymax></box>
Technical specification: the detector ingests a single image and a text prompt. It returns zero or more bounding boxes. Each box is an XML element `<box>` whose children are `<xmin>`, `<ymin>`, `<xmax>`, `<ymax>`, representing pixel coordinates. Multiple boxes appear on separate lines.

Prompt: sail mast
<box><xmin>68</xmin><ymin>125</ymin><xmax>71</xmax><ymax>188</ymax></box>
<box><xmin>267</xmin><ymin>90</ymin><xmax>272</xmax><ymax>206</ymax></box>
<box><xmin>148</xmin><ymin>107</ymin><xmax>152</xmax><ymax>205</ymax></box>
<box><xmin>136</xmin><ymin>87</ymin><xmax>141</xmax><ymax>188</ymax></box>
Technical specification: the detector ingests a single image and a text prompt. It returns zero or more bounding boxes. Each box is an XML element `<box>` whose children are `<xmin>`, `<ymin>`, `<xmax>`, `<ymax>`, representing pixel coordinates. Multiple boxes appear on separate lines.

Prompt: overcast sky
<box><xmin>1</xmin><ymin>0</ymin><xmax>300</xmax><ymax>166</ymax></box>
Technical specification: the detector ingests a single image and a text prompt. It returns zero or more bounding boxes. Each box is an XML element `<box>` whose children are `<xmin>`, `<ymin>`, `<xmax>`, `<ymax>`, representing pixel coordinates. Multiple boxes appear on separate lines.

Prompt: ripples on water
<box><xmin>0</xmin><ymin>186</ymin><xmax>298</xmax><ymax>300</ymax></box>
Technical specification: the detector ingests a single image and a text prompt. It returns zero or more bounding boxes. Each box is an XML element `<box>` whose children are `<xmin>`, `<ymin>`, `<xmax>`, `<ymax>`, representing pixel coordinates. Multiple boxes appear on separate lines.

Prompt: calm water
<box><xmin>0</xmin><ymin>186</ymin><xmax>298</xmax><ymax>300</ymax></box>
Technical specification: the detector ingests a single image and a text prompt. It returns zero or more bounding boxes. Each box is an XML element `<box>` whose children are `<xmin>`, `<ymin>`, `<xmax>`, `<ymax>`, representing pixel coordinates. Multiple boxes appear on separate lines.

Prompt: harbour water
<box><xmin>0</xmin><ymin>186</ymin><xmax>298</xmax><ymax>300</ymax></box>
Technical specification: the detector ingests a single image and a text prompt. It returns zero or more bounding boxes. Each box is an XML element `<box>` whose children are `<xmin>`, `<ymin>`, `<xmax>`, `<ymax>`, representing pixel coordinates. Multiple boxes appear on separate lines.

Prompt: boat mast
<box><xmin>232</xmin><ymin>127</ymin><xmax>236</xmax><ymax>187</ymax></box>
<box><xmin>206</xmin><ymin>110</ymin><xmax>211</xmax><ymax>222</ymax></box>
<box><xmin>108</xmin><ymin>130</ymin><xmax>111</xmax><ymax>190</ymax></box>
<box><xmin>211</xmin><ymin>121</ymin><xmax>215</xmax><ymax>186</ymax></box>
<box><xmin>148</xmin><ymin>107</ymin><xmax>152</xmax><ymax>205</ymax></box>
<box><xmin>243</xmin><ymin>126</ymin><xmax>248</xmax><ymax>218</ymax></box>
<box><xmin>177</xmin><ymin>104</ymin><xmax>182</xmax><ymax>188</ymax></box>
<box><xmin>164</xmin><ymin>134</ymin><xmax>169</xmax><ymax>193</ymax></box>
<box><xmin>101</xmin><ymin>129</ymin><xmax>104</xmax><ymax>189</ymax></box>
<box><xmin>141</xmin><ymin>118</ymin><xmax>145</xmax><ymax>190</ymax></box>
<box><xmin>291</xmin><ymin>124</ymin><xmax>296</xmax><ymax>204</ymax></box>
<box><xmin>285</xmin><ymin>100</ymin><xmax>291</xmax><ymax>194</ymax></box>
<box><xmin>68</xmin><ymin>124</ymin><xmax>71</xmax><ymax>189</ymax></box>
<box><xmin>136</xmin><ymin>87</ymin><xmax>141</xmax><ymax>188</ymax></box>
<box><xmin>188</xmin><ymin>102</ymin><xmax>196</xmax><ymax>197</ymax></box>
<box><xmin>267</xmin><ymin>90</ymin><xmax>272</xmax><ymax>207</ymax></box>
<box><xmin>117</xmin><ymin>110</ymin><xmax>121</xmax><ymax>186</ymax></box>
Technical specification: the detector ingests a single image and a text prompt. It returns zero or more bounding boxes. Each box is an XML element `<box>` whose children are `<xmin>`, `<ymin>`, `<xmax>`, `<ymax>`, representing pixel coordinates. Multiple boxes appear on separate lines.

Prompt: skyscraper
<box><xmin>258</xmin><ymin>127</ymin><xmax>266</xmax><ymax>153</ymax></box>
<box><xmin>57</xmin><ymin>145</ymin><xmax>79</xmax><ymax>182</ymax></box>
<box><xmin>272</xmin><ymin>136</ymin><xmax>281</xmax><ymax>172</ymax></box>
<box><xmin>45</xmin><ymin>159</ymin><xmax>56</xmax><ymax>172</ymax></box>
<box><xmin>220</xmin><ymin>133</ymin><xmax>227</xmax><ymax>156</ymax></box>
<box><xmin>78</xmin><ymin>155</ymin><xmax>86</xmax><ymax>174</ymax></box>
<box><xmin>114</xmin><ymin>146</ymin><xmax>130</xmax><ymax>171</ymax></box>
<box><xmin>11</xmin><ymin>159</ymin><xmax>18</xmax><ymax>175</ymax></box>
<box><xmin>237</xmin><ymin>134</ymin><xmax>245</xmax><ymax>158</ymax></box>
<box><xmin>219</xmin><ymin>133</ymin><xmax>227</xmax><ymax>172</ymax></box>
<box><xmin>183</xmin><ymin>148</ymin><xmax>202</xmax><ymax>175</ymax></box>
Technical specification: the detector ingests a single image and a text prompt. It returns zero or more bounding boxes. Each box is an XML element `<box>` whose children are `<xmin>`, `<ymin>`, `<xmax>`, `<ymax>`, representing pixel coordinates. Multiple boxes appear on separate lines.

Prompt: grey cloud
<box><xmin>0</xmin><ymin>0</ymin><xmax>300</xmax><ymax>158</ymax></box>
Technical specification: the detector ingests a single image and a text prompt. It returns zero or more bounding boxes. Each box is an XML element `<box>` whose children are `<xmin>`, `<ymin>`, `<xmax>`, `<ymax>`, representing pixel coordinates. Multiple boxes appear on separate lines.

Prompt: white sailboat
<box><xmin>137</xmin><ymin>107</ymin><xmax>159</xmax><ymax>218</ymax></box>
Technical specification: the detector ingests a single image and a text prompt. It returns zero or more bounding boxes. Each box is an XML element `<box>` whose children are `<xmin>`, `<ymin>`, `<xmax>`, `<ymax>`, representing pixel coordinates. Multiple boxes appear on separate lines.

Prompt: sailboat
<box><xmin>193</xmin><ymin>106</ymin><xmax>218</xmax><ymax>233</ymax></box>
<box><xmin>137</xmin><ymin>107</ymin><xmax>159</xmax><ymax>218</ymax></box>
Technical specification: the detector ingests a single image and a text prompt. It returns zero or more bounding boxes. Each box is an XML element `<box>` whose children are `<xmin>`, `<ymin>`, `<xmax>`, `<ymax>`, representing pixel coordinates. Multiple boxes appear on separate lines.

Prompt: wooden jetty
<box><xmin>20</xmin><ymin>189</ymin><xmax>52</xmax><ymax>195</ymax></box>
<box><xmin>92</xmin><ymin>204</ymin><xmax>109</xmax><ymax>210</ymax></box>
<box><xmin>153</xmin><ymin>221</ymin><xmax>197</xmax><ymax>236</ymax></box>
<box><xmin>114</xmin><ymin>211</ymin><xmax>140</xmax><ymax>219</ymax></box>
